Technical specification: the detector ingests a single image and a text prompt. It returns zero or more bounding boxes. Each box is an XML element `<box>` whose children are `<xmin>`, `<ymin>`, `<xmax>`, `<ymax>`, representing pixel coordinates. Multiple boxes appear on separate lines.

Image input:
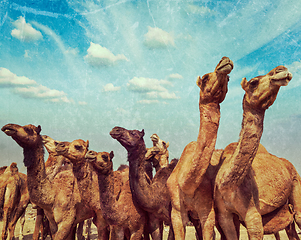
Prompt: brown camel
<box><xmin>110</xmin><ymin>126</ymin><xmax>180</xmax><ymax>240</ymax></box>
<box><xmin>85</xmin><ymin>149</ymin><xmax>146</xmax><ymax>239</ymax></box>
<box><xmin>1</xmin><ymin>124</ymin><xmax>94</xmax><ymax>240</ymax></box>
<box><xmin>214</xmin><ymin>66</ymin><xmax>293</xmax><ymax>240</ymax></box>
<box><xmin>54</xmin><ymin>139</ymin><xmax>110</xmax><ymax>240</ymax></box>
<box><xmin>166</xmin><ymin>56</ymin><xmax>233</xmax><ymax>240</ymax></box>
<box><xmin>145</xmin><ymin>134</ymin><xmax>169</xmax><ymax>172</ymax></box>
<box><xmin>0</xmin><ymin>162</ymin><xmax>29</xmax><ymax>240</ymax></box>
<box><xmin>38</xmin><ymin>135</ymin><xmax>90</xmax><ymax>240</ymax></box>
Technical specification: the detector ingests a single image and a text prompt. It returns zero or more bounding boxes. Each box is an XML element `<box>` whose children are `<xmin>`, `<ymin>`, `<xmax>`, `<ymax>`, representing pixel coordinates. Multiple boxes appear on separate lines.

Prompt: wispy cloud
<box><xmin>127</xmin><ymin>76</ymin><xmax>179</xmax><ymax>102</ymax></box>
<box><xmin>168</xmin><ymin>73</ymin><xmax>183</xmax><ymax>80</ymax></box>
<box><xmin>144</xmin><ymin>27</ymin><xmax>175</xmax><ymax>49</ymax></box>
<box><xmin>84</xmin><ymin>42</ymin><xmax>129</xmax><ymax>67</ymax></box>
<box><xmin>0</xmin><ymin>67</ymin><xmax>36</xmax><ymax>86</ymax></box>
<box><xmin>102</xmin><ymin>83</ymin><xmax>121</xmax><ymax>92</ymax></box>
<box><xmin>11</xmin><ymin>16</ymin><xmax>43</xmax><ymax>42</ymax></box>
<box><xmin>0</xmin><ymin>68</ymin><xmax>73</xmax><ymax>103</ymax></box>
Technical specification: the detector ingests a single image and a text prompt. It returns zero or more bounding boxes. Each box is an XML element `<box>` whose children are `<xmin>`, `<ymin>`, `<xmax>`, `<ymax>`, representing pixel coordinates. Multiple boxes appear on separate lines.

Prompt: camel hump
<box><xmin>256</xmin><ymin>144</ymin><xmax>268</xmax><ymax>154</ymax></box>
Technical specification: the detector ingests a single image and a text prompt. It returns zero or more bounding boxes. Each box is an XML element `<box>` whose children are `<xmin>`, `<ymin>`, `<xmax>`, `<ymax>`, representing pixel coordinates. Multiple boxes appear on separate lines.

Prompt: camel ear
<box><xmin>86</xmin><ymin>140</ymin><xmax>89</xmax><ymax>149</ymax></box>
<box><xmin>196</xmin><ymin>76</ymin><xmax>202</xmax><ymax>87</ymax></box>
<box><xmin>141</xmin><ymin>129</ymin><xmax>145</xmax><ymax>137</ymax></box>
<box><xmin>166</xmin><ymin>142</ymin><xmax>169</xmax><ymax>148</ymax></box>
<box><xmin>37</xmin><ymin>125</ymin><xmax>42</xmax><ymax>134</ymax></box>
<box><xmin>110</xmin><ymin>151</ymin><xmax>114</xmax><ymax>160</ymax></box>
<box><xmin>241</xmin><ymin>78</ymin><xmax>248</xmax><ymax>91</ymax></box>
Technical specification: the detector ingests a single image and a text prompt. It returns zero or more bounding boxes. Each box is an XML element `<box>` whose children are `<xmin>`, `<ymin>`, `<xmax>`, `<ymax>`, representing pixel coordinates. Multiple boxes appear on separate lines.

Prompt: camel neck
<box><xmin>178</xmin><ymin>102</ymin><xmax>221</xmax><ymax>195</ymax></box>
<box><xmin>23</xmin><ymin>143</ymin><xmax>50</xmax><ymax>205</ymax></box>
<box><xmin>220</xmin><ymin>99</ymin><xmax>265</xmax><ymax>189</ymax></box>
<box><xmin>97</xmin><ymin>171</ymin><xmax>124</xmax><ymax>225</ymax></box>
<box><xmin>127</xmin><ymin>142</ymin><xmax>158</xmax><ymax>211</ymax></box>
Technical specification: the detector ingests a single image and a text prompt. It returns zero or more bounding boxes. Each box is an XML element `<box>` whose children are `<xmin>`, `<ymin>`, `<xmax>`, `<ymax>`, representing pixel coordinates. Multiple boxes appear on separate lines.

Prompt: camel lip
<box><xmin>271</xmin><ymin>71</ymin><xmax>292</xmax><ymax>86</ymax></box>
<box><xmin>1</xmin><ymin>126</ymin><xmax>16</xmax><ymax>136</ymax></box>
<box><xmin>109</xmin><ymin>132</ymin><xmax>120</xmax><ymax>139</ymax></box>
<box><xmin>85</xmin><ymin>156</ymin><xmax>96</xmax><ymax>162</ymax></box>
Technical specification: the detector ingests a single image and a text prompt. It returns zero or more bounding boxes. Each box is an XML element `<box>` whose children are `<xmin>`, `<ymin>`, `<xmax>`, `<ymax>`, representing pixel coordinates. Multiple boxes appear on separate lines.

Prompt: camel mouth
<box><xmin>85</xmin><ymin>155</ymin><xmax>96</xmax><ymax>162</ymax></box>
<box><xmin>1</xmin><ymin>126</ymin><xmax>17</xmax><ymax>136</ymax></box>
<box><xmin>271</xmin><ymin>71</ymin><xmax>292</xmax><ymax>86</ymax></box>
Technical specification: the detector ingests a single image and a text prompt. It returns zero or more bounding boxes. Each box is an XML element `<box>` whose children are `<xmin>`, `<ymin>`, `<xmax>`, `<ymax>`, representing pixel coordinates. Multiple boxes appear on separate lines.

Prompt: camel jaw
<box><xmin>216</xmin><ymin>57</ymin><xmax>234</xmax><ymax>74</ymax></box>
<box><xmin>271</xmin><ymin>70</ymin><xmax>292</xmax><ymax>86</ymax></box>
<box><xmin>1</xmin><ymin>124</ymin><xmax>19</xmax><ymax>137</ymax></box>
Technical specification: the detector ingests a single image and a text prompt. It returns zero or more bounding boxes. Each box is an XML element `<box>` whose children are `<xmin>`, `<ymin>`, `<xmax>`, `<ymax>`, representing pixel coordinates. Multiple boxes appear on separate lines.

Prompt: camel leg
<box><xmin>290</xmin><ymin>178</ymin><xmax>301</xmax><ymax>233</ymax></box>
<box><xmin>93</xmin><ymin>213</ymin><xmax>109</xmax><ymax>240</ymax></box>
<box><xmin>170</xmin><ymin>206</ymin><xmax>187</xmax><ymax>240</ymax></box>
<box><xmin>1</xmin><ymin>184</ymin><xmax>17</xmax><ymax>240</ymax></box>
<box><xmin>7</xmin><ymin>199</ymin><xmax>28</xmax><ymax>240</ymax></box>
<box><xmin>285</xmin><ymin>222</ymin><xmax>300</xmax><ymax>240</ymax></box>
<box><xmin>147</xmin><ymin>214</ymin><xmax>162</xmax><ymax>240</ymax></box>
<box><xmin>84</xmin><ymin>218</ymin><xmax>92</xmax><ymax>240</ymax></box>
<box><xmin>243</xmin><ymin>207</ymin><xmax>263</xmax><ymax>240</ymax></box>
<box><xmin>109</xmin><ymin>226</ymin><xmax>124</xmax><ymax>240</ymax></box>
<box><xmin>77</xmin><ymin>221</ymin><xmax>84</xmax><ymax>240</ymax></box>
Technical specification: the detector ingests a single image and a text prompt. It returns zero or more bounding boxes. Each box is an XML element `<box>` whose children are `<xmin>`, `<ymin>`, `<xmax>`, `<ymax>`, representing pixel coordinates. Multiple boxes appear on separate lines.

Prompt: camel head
<box><xmin>9</xmin><ymin>162</ymin><xmax>19</xmax><ymax>174</ymax></box>
<box><xmin>55</xmin><ymin>139</ymin><xmax>89</xmax><ymax>164</ymax></box>
<box><xmin>85</xmin><ymin>150</ymin><xmax>114</xmax><ymax>175</ymax></box>
<box><xmin>197</xmin><ymin>56</ymin><xmax>233</xmax><ymax>104</ymax></box>
<box><xmin>42</xmin><ymin>135</ymin><xmax>61</xmax><ymax>154</ymax></box>
<box><xmin>2</xmin><ymin>123</ymin><xmax>42</xmax><ymax>149</ymax></box>
<box><xmin>241</xmin><ymin>65</ymin><xmax>292</xmax><ymax>110</ymax></box>
<box><xmin>110</xmin><ymin>126</ymin><xmax>145</xmax><ymax>151</ymax></box>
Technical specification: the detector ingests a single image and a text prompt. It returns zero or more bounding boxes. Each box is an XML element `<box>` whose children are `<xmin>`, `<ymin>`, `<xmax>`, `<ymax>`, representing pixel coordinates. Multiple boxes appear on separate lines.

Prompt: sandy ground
<box><xmin>1</xmin><ymin>204</ymin><xmax>299</xmax><ymax>240</ymax></box>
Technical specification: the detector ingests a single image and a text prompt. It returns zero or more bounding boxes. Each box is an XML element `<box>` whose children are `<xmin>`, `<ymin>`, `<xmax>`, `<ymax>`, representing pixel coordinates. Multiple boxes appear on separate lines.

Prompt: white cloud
<box><xmin>84</xmin><ymin>42</ymin><xmax>129</xmax><ymax>67</ymax></box>
<box><xmin>11</xmin><ymin>16</ymin><xmax>43</xmax><ymax>42</ymax></box>
<box><xmin>127</xmin><ymin>77</ymin><xmax>170</xmax><ymax>92</ymax></box>
<box><xmin>146</xmin><ymin>91</ymin><xmax>179</xmax><ymax>99</ymax></box>
<box><xmin>0</xmin><ymin>68</ymin><xmax>74</xmax><ymax>104</ymax></box>
<box><xmin>144</xmin><ymin>27</ymin><xmax>175</xmax><ymax>49</ymax></box>
<box><xmin>0</xmin><ymin>68</ymin><xmax>36</xmax><ymax>87</ymax></box>
<box><xmin>168</xmin><ymin>73</ymin><xmax>183</xmax><ymax>80</ymax></box>
<box><xmin>14</xmin><ymin>85</ymin><xmax>66</xmax><ymax>99</ymax></box>
<box><xmin>138</xmin><ymin>99</ymin><xmax>160</xmax><ymax>104</ymax></box>
<box><xmin>127</xmin><ymin>76</ymin><xmax>179</xmax><ymax>101</ymax></box>
<box><xmin>102</xmin><ymin>83</ymin><xmax>121</xmax><ymax>92</ymax></box>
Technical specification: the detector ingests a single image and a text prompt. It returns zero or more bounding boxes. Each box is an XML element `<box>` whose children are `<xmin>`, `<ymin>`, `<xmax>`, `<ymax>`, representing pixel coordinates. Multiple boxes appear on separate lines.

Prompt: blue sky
<box><xmin>1</xmin><ymin>0</ymin><xmax>301</xmax><ymax>173</ymax></box>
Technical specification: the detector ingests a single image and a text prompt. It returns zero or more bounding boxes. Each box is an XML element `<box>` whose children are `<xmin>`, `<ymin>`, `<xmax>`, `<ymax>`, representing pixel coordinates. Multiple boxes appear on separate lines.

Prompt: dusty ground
<box><xmin>1</xmin><ymin>204</ymin><xmax>299</xmax><ymax>239</ymax></box>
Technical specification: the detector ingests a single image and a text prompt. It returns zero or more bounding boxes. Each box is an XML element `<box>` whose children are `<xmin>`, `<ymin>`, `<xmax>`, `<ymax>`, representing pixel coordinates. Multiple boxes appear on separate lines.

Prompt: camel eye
<box><xmin>102</xmin><ymin>155</ymin><xmax>108</xmax><ymax>161</ymax></box>
<box><xmin>24</xmin><ymin>127</ymin><xmax>34</xmax><ymax>135</ymax></box>
<box><xmin>75</xmin><ymin>145</ymin><xmax>82</xmax><ymax>151</ymax></box>
<box><xmin>249</xmin><ymin>78</ymin><xmax>259</xmax><ymax>88</ymax></box>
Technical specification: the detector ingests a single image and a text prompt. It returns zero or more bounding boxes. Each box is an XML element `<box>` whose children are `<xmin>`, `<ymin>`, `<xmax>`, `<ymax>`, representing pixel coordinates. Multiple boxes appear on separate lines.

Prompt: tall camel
<box><xmin>110</xmin><ymin>126</ymin><xmax>179</xmax><ymax>240</ymax></box>
<box><xmin>85</xmin><ymin>149</ymin><xmax>146</xmax><ymax>239</ymax></box>
<box><xmin>0</xmin><ymin>162</ymin><xmax>29</xmax><ymax>240</ymax></box>
<box><xmin>53</xmin><ymin>139</ymin><xmax>110</xmax><ymax>240</ymax></box>
<box><xmin>166</xmin><ymin>56</ymin><xmax>233</xmax><ymax>240</ymax></box>
<box><xmin>1</xmin><ymin>124</ymin><xmax>94</xmax><ymax>240</ymax></box>
<box><xmin>214</xmin><ymin>65</ymin><xmax>293</xmax><ymax>240</ymax></box>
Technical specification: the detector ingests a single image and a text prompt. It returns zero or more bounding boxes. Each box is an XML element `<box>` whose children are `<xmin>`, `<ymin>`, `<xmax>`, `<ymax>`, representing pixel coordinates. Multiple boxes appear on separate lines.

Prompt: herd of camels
<box><xmin>0</xmin><ymin>56</ymin><xmax>300</xmax><ymax>240</ymax></box>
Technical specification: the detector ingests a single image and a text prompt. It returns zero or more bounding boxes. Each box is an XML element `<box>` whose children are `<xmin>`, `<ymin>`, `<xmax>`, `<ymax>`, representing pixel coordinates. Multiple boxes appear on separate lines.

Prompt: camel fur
<box><xmin>166</xmin><ymin>56</ymin><xmax>233</xmax><ymax>240</ymax></box>
<box><xmin>0</xmin><ymin>162</ymin><xmax>29</xmax><ymax>240</ymax></box>
<box><xmin>1</xmin><ymin>124</ymin><xmax>94</xmax><ymax>240</ymax></box>
<box><xmin>214</xmin><ymin>66</ymin><xmax>293</xmax><ymax>240</ymax></box>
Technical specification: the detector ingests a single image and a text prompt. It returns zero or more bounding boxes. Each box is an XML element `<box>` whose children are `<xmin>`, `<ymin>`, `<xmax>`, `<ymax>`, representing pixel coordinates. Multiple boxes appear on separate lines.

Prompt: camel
<box><xmin>145</xmin><ymin>134</ymin><xmax>169</xmax><ymax>172</ymax></box>
<box><xmin>214</xmin><ymin>65</ymin><xmax>294</xmax><ymax>240</ymax></box>
<box><xmin>53</xmin><ymin>139</ymin><xmax>110</xmax><ymax>240</ymax></box>
<box><xmin>1</xmin><ymin>124</ymin><xmax>95</xmax><ymax>240</ymax></box>
<box><xmin>85</xmin><ymin>149</ymin><xmax>146</xmax><ymax>239</ymax></box>
<box><xmin>110</xmin><ymin>126</ymin><xmax>180</xmax><ymax>240</ymax></box>
<box><xmin>0</xmin><ymin>162</ymin><xmax>29</xmax><ymax>240</ymax></box>
<box><xmin>166</xmin><ymin>56</ymin><xmax>233</xmax><ymax>240</ymax></box>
